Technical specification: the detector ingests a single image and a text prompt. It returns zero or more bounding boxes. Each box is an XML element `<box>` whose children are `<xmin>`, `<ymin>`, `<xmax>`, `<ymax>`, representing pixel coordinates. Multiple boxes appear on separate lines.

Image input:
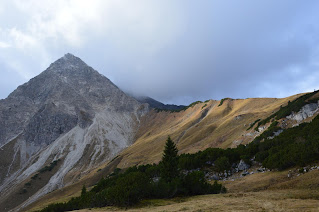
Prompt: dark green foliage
<box><xmin>81</xmin><ymin>185</ymin><xmax>87</xmax><ymax>196</ymax></box>
<box><xmin>255</xmin><ymin>114</ymin><xmax>276</xmax><ymax>131</ymax></box>
<box><xmin>187</xmin><ymin>101</ymin><xmax>203</xmax><ymax>108</ymax></box>
<box><xmin>109</xmin><ymin>168</ymin><xmax>121</xmax><ymax>176</ymax></box>
<box><xmin>247</xmin><ymin>119</ymin><xmax>261</xmax><ymax>130</ymax></box>
<box><xmin>19</xmin><ymin>188</ymin><xmax>27</xmax><ymax>194</ymax></box>
<box><xmin>25</xmin><ymin>182</ymin><xmax>31</xmax><ymax>187</ymax></box>
<box><xmin>201</xmin><ymin>104</ymin><xmax>207</xmax><ymax>109</ymax></box>
<box><xmin>31</xmin><ymin>173</ymin><xmax>39</xmax><ymax>180</ymax></box>
<box><xmin>256</xmin><ymin>116</ymin><xmax>319</xmax><ymax>170</ymax></box>
<box><xmin>178</xmin><ymin>153</ymin><xmax>201</xmax><ymax>170</ymax></box>
<box><xmin>218</xmin><ymin>98</ymin><xmax>230</xmax><ymax>107</ymax></box>
<box><xmin>105</xmin><ymin>171</ymin><xmax>151</xmax><ymax>206</ymax></box>
<box><xmin>253</xmin><ymin>121</ymin><xmax>281</xmax><ymax>142</ymax></box>
<box><xmin>161</xmin><ymin>136</ymin><xmax>179</xmax><ymax>182</ymax></box>
<box><xmin>150</xmin><ymin>178</ymin><xmax>174</xmax><ymax>198</ymax></box>
<box><xmin>182</xmin><ymin>171</ymin><xmax>215</xmax><ymax>195</ymax></box>
<box><xmin>178</xmin><ymin>147</ymin><xmax>242</xmax><ymax>172</ymax></box>
<box><xmin>39</xmin><ymin>159</ymin><xmax>60</xmax><ymax>173</ymax></box>
<box><xmin>155</xmin><ymin>101</ymin><xmax>202</xmax><ymax>113</ymax></box>
<box><xmin>212</xmin><ymin>180</ymin><xmax>226</xmax><ymax>193</ymax></box>
<box><xmin>215</xmin><ymin>156</ymin><xmax>230</xmax><ymax>172</ymax></box>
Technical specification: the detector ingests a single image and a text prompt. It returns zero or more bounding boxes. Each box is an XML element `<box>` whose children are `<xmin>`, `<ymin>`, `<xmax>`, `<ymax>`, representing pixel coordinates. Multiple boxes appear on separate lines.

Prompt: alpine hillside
<box><xmin>1</xmin><ymin>54</ymin><xmax>319</xmax><ymax>212</ymax></box>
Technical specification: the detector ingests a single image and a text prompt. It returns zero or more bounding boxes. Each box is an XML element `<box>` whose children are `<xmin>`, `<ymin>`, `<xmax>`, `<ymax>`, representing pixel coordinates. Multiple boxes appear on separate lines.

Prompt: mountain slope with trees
<box><xmin>39</xmin><ymin>137</ymin><xmax>224</xmax><ymax>211</ymax></box>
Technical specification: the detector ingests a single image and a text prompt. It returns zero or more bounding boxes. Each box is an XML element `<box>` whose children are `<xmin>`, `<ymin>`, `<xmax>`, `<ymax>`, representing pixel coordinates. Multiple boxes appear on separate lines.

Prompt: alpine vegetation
<box><xmin>39</xmin><ymin>137</ymin><xmax>225</xmax><ymax>211</ymax></box>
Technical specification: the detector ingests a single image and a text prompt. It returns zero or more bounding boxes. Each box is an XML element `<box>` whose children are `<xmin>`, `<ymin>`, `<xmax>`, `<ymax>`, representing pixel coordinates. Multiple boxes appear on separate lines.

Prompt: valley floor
<box><xmin>77</xmin><ymin>190</ymin><xmax>319</xmax><ymax>212</ymax></box>
<box><xmin>76</xmin><ymin>170</ymin><xmax>319</xmax><ymax>212</ymax></box>
<box><xmin>26</xmin><ymin>169</ymin><xmax>319</xmax><ymax>212</ymax></box>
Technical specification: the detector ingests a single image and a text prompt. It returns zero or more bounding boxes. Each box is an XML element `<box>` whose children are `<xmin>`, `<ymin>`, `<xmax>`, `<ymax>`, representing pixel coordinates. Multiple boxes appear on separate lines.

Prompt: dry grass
<box><xmin>27</xmin><ymin>166</ymin><xmax>319</xmax><ymax>212</ymax></box>
<box><xmin>76</xmin><ymin>191</ymin><xmax>319</xmax><ymax>212</ymax></box>
<box><xmin>117</xmin><ymin>95</ymin><xmax>303</xmax><ymax>169</ymax></box>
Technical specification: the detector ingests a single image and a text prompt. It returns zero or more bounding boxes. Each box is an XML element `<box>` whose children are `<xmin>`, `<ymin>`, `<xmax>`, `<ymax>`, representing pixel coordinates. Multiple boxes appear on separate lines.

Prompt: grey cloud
<box><xmin>0</xmin><ymin>1</ymin><xmax>319</xmax><ymax>105</ymax></box>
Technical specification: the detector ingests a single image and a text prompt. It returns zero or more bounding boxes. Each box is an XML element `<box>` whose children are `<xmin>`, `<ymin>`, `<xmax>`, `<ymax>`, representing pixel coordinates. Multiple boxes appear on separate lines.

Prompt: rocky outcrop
<box><xmin>286</xmin><ymin>101</ymin><xmax>319</xmax><ymax>122</ymax></box>
<box><xmin>237</xmin><ymin>159</ymin><xmax>250</xmax><ymax>171</ymax></box>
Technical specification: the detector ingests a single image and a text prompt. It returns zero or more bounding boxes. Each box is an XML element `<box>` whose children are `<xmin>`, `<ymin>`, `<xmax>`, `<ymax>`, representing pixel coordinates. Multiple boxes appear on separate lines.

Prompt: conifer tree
<box><xmin>160</xmin><ymin>136</ymin><xmax>179</xmax><ymax>182</ymax></box>
<box><xmin>81</xmin><ymin>185</ymin><xmax>87</xmax><ymax>196</ymax></box>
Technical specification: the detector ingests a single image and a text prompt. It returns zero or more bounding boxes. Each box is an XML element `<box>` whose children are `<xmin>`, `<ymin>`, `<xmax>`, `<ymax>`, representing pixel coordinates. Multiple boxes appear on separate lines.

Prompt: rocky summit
<box><xmin>0</xmin><ymin>54</ymin><xmax>148</xmax><ymax>211</ymax></box>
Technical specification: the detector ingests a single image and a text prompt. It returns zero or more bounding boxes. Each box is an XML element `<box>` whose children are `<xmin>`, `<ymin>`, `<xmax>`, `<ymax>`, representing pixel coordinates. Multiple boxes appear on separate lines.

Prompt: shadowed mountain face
<box><xmin>133</xmin><ymin>96</ymin><xmax>185</xmax><ymax>111</ymax></box>
<box><xmin>0</xmin><ymin>54</ymin><xmax>149</xmax><ymax>211</ymax></box>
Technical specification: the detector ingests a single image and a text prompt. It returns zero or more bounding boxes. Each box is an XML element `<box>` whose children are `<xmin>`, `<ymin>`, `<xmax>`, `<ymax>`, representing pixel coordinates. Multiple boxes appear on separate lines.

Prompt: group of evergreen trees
<box><xmin>178</xmin><ymin>114</ymin><xmax>319</xmax><ymax>172</ymax></box>
<box><xmin>40</xmin><ymin>137</ymin><xmax>225</xmax><ymax>212</ymax></box>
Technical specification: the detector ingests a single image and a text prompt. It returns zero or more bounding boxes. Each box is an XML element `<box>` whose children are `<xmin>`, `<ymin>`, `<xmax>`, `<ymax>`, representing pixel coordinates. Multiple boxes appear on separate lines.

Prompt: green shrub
<box><xmin>31</xmin><ymin>173</ymin><xmax>39</xmax><ymax>180</ymax></box>
<box><xmin>39</xmin><ymin>159</ymin><xmax>60</xmax><ymax>173</ymax></box>
<box><xmin>106</xmin><ymin>171</ymin><xmax>151</xmax><ymax>206</ymax></box>
<box><xmin>182</xmin><ymin>171</ymin><xmax>212</xmax><ymax>195</ymax></box>
<box><xmin>218</xmin><ymin>98</ymin><xmax>230</xmax><ymax>107</ymax></box>
<box><xmin>215</xmin><ymin>156</ymin><xmax>230</xmax><ymax>172</ymax></box>
<box><xmin>247</xmin><ymin>119</ymin><xmax>261</xmax><ymax>130</ymax></box>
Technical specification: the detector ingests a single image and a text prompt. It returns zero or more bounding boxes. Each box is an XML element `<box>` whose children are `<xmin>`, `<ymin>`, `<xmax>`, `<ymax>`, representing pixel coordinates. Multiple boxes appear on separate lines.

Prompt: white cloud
<box><xmin>9</xmin><ymin>28</ymin><xmax>37</xmax><ymax>49</ymax></box>
<box><xmin>0</xmin><ymin>41</ymin><xmax>10</xmax><ymax>48</ymax></box>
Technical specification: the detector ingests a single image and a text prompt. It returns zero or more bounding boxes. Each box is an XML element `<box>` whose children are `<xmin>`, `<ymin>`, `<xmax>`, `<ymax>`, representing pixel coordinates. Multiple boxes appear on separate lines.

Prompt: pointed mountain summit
<box><xmin>0</xmin><ymin>54</ymin><xmax>148</xmax><ymax>211</ymax></box>
<box><xmin>9</xmin><ymin>53</ymin><xmax>119</xmax><ymax>106</ymax></box>
<box><xmin>1</xmin><ymin>53</ymin><xmax>145</xmax><ymax>147</ymax></box>
<box><xmin>48</xmin><ymin>53</ymin><xmax>89</xmax><ymax>72</ymax></box>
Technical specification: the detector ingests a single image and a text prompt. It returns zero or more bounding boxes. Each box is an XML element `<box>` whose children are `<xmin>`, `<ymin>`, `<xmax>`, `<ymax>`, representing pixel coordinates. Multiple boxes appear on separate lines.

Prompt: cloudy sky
<box><xmin>0</xmin><ymin>0</ymin><xmax>319</xmax><ymax>105</ymax></box>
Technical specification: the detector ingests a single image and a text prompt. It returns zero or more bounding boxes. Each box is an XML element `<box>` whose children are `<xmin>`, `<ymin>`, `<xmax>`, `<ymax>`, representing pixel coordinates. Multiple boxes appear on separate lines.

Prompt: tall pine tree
<box><xmin>160</xmin><ymin>136</ymin><xmax>179</xmax><ymax>182</ymax></box>
<box><xmin>81</xmin><ymin>185</ymin><xmax>87</xmax><ymax>196</ymax></box>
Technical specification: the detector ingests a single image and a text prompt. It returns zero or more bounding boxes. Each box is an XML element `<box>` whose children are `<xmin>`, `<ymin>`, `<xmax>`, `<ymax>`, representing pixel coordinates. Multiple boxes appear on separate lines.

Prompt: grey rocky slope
<box><xmin>0</xmin><ymin>53</ymin><xmax>148</xmax><ymax>211</ymax></box>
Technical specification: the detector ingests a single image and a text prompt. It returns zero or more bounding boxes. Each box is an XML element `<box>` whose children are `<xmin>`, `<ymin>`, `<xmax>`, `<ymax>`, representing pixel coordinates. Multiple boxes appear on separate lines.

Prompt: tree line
<box><xmin>39</xmin><ymin>137</ymin><xmax>225</xmax><ymax>212</ymax></box>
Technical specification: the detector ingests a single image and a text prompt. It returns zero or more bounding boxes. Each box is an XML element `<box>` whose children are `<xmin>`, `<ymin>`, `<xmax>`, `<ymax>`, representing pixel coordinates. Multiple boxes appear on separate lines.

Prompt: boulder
<box><xmin>237</xmin><ymin>159</ymin><xmax>250</xmax><ymax>171</ymax></box>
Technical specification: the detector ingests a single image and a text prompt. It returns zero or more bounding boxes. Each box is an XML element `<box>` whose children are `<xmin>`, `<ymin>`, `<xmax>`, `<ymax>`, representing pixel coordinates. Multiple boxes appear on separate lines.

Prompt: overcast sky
<box><xmin>0</xmin><ymin>1</ymin><xmax>319</xmax><ymax>105</ymax></box>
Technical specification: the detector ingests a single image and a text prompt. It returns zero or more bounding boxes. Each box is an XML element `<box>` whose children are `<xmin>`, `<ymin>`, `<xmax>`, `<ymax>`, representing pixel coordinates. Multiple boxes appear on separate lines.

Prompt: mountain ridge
<box><xmin>131</xmin><ymin>95</ymin><xmax>186</xmax><ymax>111</ymax></box>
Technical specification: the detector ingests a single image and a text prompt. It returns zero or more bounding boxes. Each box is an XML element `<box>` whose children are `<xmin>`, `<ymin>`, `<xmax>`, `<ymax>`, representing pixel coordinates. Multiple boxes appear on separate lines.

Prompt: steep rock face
<box><xmin>0</xmin><ymin>54</ymin><xmax>148</xmax><ymax>211</ymax></box>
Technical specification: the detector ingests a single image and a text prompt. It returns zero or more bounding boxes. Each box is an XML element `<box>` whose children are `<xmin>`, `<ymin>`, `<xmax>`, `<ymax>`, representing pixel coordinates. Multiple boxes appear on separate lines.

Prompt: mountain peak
<box><xmin>63</xmin><ymin>53</ymin><xmax>76</xmax><ymax>59</ymax></box>
<box><xmin>61</xmin><ymin>53</ymin><xmax>82</xmax><ymax>63</ymax></box>
<box><xmin>47</xmin><ymin>53</ymin><xmax>88</xmax><ymax>73</ymax></box>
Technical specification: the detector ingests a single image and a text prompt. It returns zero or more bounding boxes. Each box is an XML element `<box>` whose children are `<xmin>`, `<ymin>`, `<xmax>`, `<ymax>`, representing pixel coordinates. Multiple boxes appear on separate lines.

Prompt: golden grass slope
<box><xmin>117</xmin><ymin>95</ymin><xmax>303</xmax><ymax>168</ymax></box>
